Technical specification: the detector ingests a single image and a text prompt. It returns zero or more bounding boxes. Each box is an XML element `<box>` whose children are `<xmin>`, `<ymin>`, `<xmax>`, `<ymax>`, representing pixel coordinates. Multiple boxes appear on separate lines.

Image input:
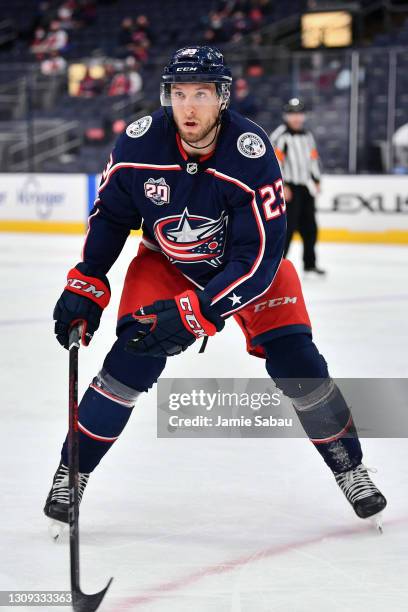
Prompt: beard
<box><xmin>176</xmin><ymin>115</ymin><xmax>219</xmax><ymax>146</ymax></box>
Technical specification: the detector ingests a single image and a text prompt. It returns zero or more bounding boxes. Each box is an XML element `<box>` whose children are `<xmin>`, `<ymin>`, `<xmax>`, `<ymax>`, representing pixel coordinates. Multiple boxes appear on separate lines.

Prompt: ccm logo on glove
<box><xmin>125</xmin><ymin>290</ymin><xmax>224</xmax><ymax>358</ymax></box>
<box><xmin>176</xmin><ymin>292</ymin><xmax>217</xmax><ymax>338</ymax></box>
<box><xmin>54</xmin><ymin>264</ymin><xmax>111</xmax><ymax>349</ymax></box>
<box><xmin>65</xmin><ymin>268</ymin><xmax>110</xmax><ymax>308</ymax></box>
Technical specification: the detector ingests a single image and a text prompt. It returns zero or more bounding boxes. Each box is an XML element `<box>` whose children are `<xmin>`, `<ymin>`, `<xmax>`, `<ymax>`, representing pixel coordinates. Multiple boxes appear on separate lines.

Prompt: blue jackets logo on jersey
<box><xmin>153</xmin><ymin>207</ymin><xmax>228</xmax><ymax>267</ymax></box>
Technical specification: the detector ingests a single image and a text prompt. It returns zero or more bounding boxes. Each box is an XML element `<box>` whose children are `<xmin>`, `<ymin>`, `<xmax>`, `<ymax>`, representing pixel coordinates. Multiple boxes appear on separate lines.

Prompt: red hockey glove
<box><xmin>53</xmin><ymin>264</ymin><xmax>111</xmax><ymax>348</ymax></box>
<box><xmin>125</xmin><ymin>290</ymin><xmax>224</xmax><ymax>358</ymax></box>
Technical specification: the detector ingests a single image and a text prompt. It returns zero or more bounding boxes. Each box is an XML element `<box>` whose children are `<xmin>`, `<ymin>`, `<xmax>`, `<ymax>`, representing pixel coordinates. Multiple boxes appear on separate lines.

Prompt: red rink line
<box><xmin>114</xmin><ymin>516</ymin><xmax>407</xmax><ymax>610</ymax></box>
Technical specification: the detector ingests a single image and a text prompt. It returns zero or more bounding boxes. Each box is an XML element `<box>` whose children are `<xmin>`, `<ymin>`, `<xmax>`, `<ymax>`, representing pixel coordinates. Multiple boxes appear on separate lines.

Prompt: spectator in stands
<box><xmin>41</xmin><ymin>51</ymin><xmax>67</xmax><ymax>76</ymax></box>
<box><xmin>58</xmin><ymin>2</ymin><xmax>76</xmax><ymax>30</ymax></box>
<box><xmin>107</xmin><ymin>72</ymin><xmax>130</xmax><ymax>97</ymax></box>
<box><xmin>124</xmin><ymin>57</ymin><xmax>143</xmax><ymax>94</ymax></box>
<box><xmin>31</xmin><ymin>21</ymin><xmax>68</xmax><ymax>59</ymax></box>
<box><xmin>246</xmin><ymin>58</ymin><xmax>264</xmax><ymax>77</ymax></box>
<box><xmin>248</xmin><ymin>30</ymin><xmax>265</xmax><ymax>47</ymax></box>
<box><xmin>206</xmin><ymin>10</ymin><xmax>231</xmax><ymax>43</ymax></box>
<box><xmin>203</xmin><ymin>0</ymin><xmax>272</xmax><ymax>44</ymax></box>
<box><xmin>116</xmin><ymin>17</ymin><xmax>134</xmax><ymax>57</ymax></box>
<box><xmin>24</xmin><ymin>1</ymin><xmax>53</xmax><ymax>42</ymax></box>
<box><xmin>30</xmin><ymin>28</ymin><xmax>48</xmax><ymax>58</ymax></box>
<box><xmin>78</xmin><ymin>68</ymin><xmax>103</xmax><ymax>97</ymax></box>
<box><xmin>128</xmin><ymin>70</ymin><xmax>143</xmax><ymax>95</ymax></box>
<box><xmin>114</xmin><ymin>15</ymin><xmax>151</xmax><ymax>64</ymax></box>
<box><xmin>129</xmin><ymin>40</ymin><xmax>149</xmax><ymax>64</ymax></box>
<box><xmin>73</xmin><ymin>0</ymin><xmax>97</xmax><ymax>27</ymax></box>
<box><xmin>45</xmin><ymin>20</ymin><xmax>69</xmax><ymax>53</ymax></box>
<box><xmin>103</xmin><ymin>61</ymin><xmax>116</xmax><ymax>87</ymax></box>
<box><xmin>133</xmin><ymin>15</ymin><xmax>153</xmax><ymax>45</ymax></box>
<box><xmin>231</xmin><ymin>77</ymin><xmax>258</xmax><ymax>118</ymax></box>
<box><xmin>248</xmin><ymin>4</ymin><xmax>264</xmax><ymax>28</ymax></box>
<box><xmin>27</xmin><ymin>0</ymin><xmax>95</xmax><ymax>54</ymax></box>
<box><xmin>203</xmin><ymin>28</ymin><xmax>217</xmax><ymax>43</ymax></box>
<box><xmin>30</xmin><ymin>21</ymin><xmax>68</xmax><ymax>59</ymax></box>
<box><xmin>231</xmin><ymin>11</ymin><xmax>250</xmax><ymax>41</ymax></box>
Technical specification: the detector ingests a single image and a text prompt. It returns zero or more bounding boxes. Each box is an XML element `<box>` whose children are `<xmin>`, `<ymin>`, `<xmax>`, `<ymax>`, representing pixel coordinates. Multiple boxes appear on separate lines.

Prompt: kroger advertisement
<box><xmin>0</xmin><ymin>173</ymin><xmax>89</xmax><ymax>231</ymax></box>
<box><xmin>0</xmin><ymin>173</ymin><xmax>407</xmax><ymax>242</ymax></box>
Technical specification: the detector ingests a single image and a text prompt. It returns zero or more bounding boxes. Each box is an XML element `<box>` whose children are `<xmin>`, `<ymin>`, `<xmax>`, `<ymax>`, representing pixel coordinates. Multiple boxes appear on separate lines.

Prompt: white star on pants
<box><xmin>228</xmin><ymin>293</ymin><xmax>242</xmax><ymax>306</ymax></box>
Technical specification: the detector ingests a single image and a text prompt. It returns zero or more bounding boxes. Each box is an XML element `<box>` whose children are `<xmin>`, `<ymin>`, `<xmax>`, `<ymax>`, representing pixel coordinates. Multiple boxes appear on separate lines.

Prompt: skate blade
<box><xmin>302</xmin><ymin>272</ymin><xmax>326</xmax><ymax>281</ymax></box>
<box><xmin>48</xmin><ymin>518</ymin><xmax>67</xmax><ymax>541</ymax></box>
<box><xmin>368</xmin><ymin>512</ymin><xmax>383</xmax><ymax>534</ymax></box>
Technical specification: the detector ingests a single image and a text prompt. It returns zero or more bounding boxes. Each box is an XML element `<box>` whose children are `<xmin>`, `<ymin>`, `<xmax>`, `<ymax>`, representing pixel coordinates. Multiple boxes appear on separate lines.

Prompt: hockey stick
<box><xmin>68</xmin><ymin>326</ymin><xmax>113</xmax><ymax>612</ymax></box>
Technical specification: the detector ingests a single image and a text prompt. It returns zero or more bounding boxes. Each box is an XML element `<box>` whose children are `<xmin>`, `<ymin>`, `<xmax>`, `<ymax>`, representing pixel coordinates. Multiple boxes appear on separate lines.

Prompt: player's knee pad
<box><xmin>91</xmin><ymin>368</ymin><xmax>141</xmax><ymax>408</ymax></box>
<box><xmin>287</xmin><ymin>376</ymin><xmax>362</xmax><ymax>472</ymax></box>
<box><xmin>102</xmin><ymin>321</ymin><xmax>167</xmax><ymax>393</ymax></box>
<box><xmin>263</xmin><ymin>334</ymin><xmax>358</xmax><ymax>448</ymax></box>
<box><xmin>286</xmin><ymin>377</ymin><xmax>355</xmax><ymax>442</ymax></box>
<box><xmin>263</xmin><ymin>333</ymin><xmax>328</xmax><ymax>398</ymax></box>
<box><xmin>63</xmin><ymin>368</ymin><xmax>139</xmax><ymax>472</ymax></box>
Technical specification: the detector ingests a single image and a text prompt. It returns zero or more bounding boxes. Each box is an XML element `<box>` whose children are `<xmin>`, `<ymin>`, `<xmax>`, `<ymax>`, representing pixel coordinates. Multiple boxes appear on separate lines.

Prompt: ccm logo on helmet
<box><xmin>178</xmin><ymin>296</ymin><xmax>206</xmax><ymax>338</ymax></box>
<box><xmin>67</xmin><ymin>278</ymin><xmax>105</xmax><ymax>299</ymax></box>
<box><xmin>176</xmin><ymin>67</ymin><xmax>198</xmax><ymax>71</ymax></box>
<box><xmin>254</xmin><ymin>297</ymin><xmax>297</xmax><ymax>312</ymax></box>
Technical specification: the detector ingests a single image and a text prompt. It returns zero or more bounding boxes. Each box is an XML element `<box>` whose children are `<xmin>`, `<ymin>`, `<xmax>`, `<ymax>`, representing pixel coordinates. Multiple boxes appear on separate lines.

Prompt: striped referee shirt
<box><xmin>270</xmin><ymin>124</ymin><xmax>321</xmax><ymax>190</ymax></box>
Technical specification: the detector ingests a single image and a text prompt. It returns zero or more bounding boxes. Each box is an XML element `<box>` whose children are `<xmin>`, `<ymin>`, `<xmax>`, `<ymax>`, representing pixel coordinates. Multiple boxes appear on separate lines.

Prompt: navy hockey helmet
<box><xmin>283</xmin><ymin>98</ymin><xmax>306</xmax><ymax>114</ymax></box>
<box><xmin>160</xmin><ymin>46</ymin><xmax>232</xmax><ymax>107</ymax></box>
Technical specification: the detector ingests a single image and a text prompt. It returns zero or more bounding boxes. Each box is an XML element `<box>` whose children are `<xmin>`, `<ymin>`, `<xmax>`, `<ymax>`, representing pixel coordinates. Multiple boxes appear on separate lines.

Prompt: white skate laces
<box><xmin>335</xmin><ymin>464</ymin><xmax>379</xmax><ymax>505</ymax></box>
<box><xmin>334</xmin><ymin>463</ymin><xmax>386</xmax><ymax>530</ymax></box>
<box><xmin>50</xmin><ymin>463</ymin><xmax>89</xmax><ymax>505</ymax></box>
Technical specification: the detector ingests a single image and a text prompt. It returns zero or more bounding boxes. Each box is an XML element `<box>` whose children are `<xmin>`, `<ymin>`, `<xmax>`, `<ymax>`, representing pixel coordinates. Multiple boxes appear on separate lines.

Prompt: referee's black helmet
<box><xmin>283</xmin><ymin>98</ymin><xmax>305</xmax><ymax>113</ymax></box>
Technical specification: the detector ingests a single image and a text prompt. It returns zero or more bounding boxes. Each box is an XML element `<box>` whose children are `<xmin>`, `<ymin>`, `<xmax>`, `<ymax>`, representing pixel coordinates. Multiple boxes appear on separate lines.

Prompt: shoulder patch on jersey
<box><xmin>237</xmin><ymin>132</ymin><xmax>266</xmax><ymax>159</ymax></box>
<box><xmin>126</xmin><ymin>115</ymin><xmax>152</xmax><ymax>138</ymax></box>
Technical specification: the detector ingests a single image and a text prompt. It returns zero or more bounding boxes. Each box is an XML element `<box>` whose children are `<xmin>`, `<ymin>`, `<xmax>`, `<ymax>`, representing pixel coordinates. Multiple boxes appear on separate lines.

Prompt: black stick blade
<box><xmin>72</xmin><ymin>577</ymin><xmax>113</xmax><ymax>612</ymax></box>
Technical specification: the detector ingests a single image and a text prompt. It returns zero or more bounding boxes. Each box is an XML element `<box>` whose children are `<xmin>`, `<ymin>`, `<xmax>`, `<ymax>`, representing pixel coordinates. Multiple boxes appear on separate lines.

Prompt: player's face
<box><xmin>285</xmin><ymin>112</ymin><xmax>306</xmax><ymax>131</ymax></box>
<box><xmin>171</xmin><ymin>83</ymin><xmax>221</xmax><ymax>144</ymax></box>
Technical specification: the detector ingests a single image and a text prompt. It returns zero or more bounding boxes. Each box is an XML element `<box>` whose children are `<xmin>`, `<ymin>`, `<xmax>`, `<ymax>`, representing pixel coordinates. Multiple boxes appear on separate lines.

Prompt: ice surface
<box><xmin>1</xmin><ymin>233</ymin><xmax>407</xmax><ymax>611</ymax></box>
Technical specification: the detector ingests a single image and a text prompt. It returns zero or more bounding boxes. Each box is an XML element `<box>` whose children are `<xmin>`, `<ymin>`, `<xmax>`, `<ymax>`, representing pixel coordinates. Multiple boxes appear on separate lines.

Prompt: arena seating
<box><xmin>0</xmin><ymin>0</ymin><xmax>407</xmax><ymax>174</ymax></box>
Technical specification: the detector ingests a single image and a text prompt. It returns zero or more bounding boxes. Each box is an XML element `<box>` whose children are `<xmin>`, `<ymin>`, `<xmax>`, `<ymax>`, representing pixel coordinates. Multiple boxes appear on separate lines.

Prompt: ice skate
<box><xmin>335</xmin><ymin>464</ymin><xmax>386</xmax><ymax>530</ymax></box>
<box><xmin>44</xmin><ymin>461</ymin><xmax>90</xmax><ymax>540</ymax></box>
<box><xmin>303</xmin><ymin>266</ymin><xmax>327</xmax><ymax>278</ymax></box>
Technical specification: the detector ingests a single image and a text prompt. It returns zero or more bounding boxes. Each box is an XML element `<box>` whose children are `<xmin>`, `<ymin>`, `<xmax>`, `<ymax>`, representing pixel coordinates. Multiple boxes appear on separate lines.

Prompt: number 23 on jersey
<box><xmin>259</xmin><ymin>179</ymin><xmax>286</xmax><ymax>221</ymax></box>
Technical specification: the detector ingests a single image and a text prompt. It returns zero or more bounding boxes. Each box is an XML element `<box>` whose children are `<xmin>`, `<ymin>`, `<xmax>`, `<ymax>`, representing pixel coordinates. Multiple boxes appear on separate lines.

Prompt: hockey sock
<box><xmin>61</xmin><ymin>370</ymin><xmax>138</xmax><ymax>473</ymax></box>
<box><xmin>289</xmin><ymin>378</ymin><xmax>362</xmax><ymax>473</ymax></box>
<box><xmin>60</xmin><ymin>323</ymin><xmax>167</xmax><ymax>473</ymax></box>
<box><xmin>263</xmin><ymin>334</ymin><xmax>362</xmax><ymax>473</ymax></box>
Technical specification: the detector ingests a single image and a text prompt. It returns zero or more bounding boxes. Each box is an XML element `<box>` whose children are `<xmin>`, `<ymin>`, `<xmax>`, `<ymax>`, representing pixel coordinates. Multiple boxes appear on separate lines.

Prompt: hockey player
<box><xmin>45</xmin><ymin>46</ymin><xmax>386</xmax><ymax>530</ymax></box>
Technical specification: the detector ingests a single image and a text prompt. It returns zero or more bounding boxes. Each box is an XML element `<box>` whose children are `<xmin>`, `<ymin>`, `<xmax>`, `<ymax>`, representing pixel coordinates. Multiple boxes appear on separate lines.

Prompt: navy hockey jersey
<box><xmin>82</xmin><ymin>108</ymin><xmax>286</xmax><ymax>318</ymax></box>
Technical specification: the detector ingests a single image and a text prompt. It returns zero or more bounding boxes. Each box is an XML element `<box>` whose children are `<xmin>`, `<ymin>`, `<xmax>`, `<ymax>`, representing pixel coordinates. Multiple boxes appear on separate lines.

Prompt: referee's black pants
<box><xmin>284</xmin><ymin>183</ymin><xmax>317</xmax><ymax>269</ymax></box>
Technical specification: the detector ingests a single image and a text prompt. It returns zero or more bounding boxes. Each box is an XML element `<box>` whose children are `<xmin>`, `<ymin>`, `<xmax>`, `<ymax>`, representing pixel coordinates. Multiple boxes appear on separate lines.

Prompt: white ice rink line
<box><xmin>0</xmin><ymin>233</ymin><xmax>407</xmax><ymax>611</ymax></box>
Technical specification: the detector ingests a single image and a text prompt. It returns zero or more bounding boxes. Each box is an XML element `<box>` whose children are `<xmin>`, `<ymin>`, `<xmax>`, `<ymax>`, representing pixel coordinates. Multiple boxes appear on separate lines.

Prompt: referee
<box><xmin>270</xmin><ymin>98</ymin><xmax>326</xmax><ymax>275</ymax></box>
